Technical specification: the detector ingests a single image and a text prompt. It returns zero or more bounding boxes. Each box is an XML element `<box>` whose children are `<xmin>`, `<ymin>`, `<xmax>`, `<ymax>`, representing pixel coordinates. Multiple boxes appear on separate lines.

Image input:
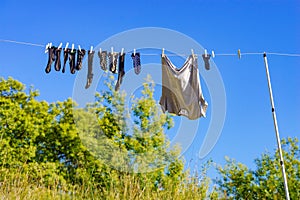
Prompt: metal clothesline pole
<box><xmin>263</xmin><ymin>52</ymin><xmax>290</xmax><ymax>200</ymax></box>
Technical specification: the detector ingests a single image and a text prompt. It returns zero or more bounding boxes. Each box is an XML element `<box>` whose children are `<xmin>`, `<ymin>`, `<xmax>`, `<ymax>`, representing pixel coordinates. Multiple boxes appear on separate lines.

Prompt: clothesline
<box><xmin>0</xmin><ymin>39</ymin><xmax>44</xmax><ymax>47</ymax></box>
<box><xmin>1</xmin><ymin>39</ymin><xmax>300</xmax><ymax>57</ymax></box>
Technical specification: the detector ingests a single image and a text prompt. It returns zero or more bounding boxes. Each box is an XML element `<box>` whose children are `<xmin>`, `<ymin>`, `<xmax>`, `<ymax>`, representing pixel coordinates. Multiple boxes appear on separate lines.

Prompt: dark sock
<box><xmin>98</xmin><ymin>51</ymin><xmax>107</xmax><ymax>71</ymax></box>
<box><xmin>131</xmin><ymin>52</ymin><xmax>141</xmax><ymax>74</ymax></box>
<box><xmin>45</xmin><ymin>46</ymin><xmax>56</xmax><ymax>73</ymax></box>
<box><xmin>108</xmin><ymin>52</ymin><xmax>118</xmax><ymax>74</ymax></box>
<box><xmin>62</xmin><ymin>48</ymin><xmax>69</xmax><ymax>73</ymax></box>
<box><xmin>115</xmin><ymin>53</ymin><xmax>125</xmax><ymax>91</ymax></box>
<box><xmin>76</xmin><ymin>49</ymin><xmax>86</xmax><ymax>70</ymax></box>
<box><xmin>54</xmin><ymin>48</ymin><xmax>62</xmax><ymax>71</ymax></box>
<box><xmin>85</xmin><ymin>50</ymin><xmax>95</xmax><ymax>89</ymax></box>
<box><xmin>202</xmin><ymin>54</ymin><xmax>211</xmax><ymax>70</ymax></box>
<box><xmin>69</xmin><ymin>49</ymin><xmax>76</xmax><ymax>74</ymax></box>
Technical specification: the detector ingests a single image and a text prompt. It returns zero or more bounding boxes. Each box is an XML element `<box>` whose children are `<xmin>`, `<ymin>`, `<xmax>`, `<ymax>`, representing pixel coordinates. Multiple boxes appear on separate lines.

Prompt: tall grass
<box><xmin>0</xmin><ymin>166</ymin><xmax>215</xmax><ymax>200</ymax></box>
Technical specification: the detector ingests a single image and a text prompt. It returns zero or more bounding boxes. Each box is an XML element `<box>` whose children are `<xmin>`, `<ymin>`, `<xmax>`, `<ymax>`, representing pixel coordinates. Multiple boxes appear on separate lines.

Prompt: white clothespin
<box><xmin>191</xmin><ymin>49</ymin><xmax>195</xmax><ymax>59</ymax></box>
<box><xmin>45</xmin><ymin>43</ymin><xmax>49</xmax><ymax>53</ymax></box>
<box><xmin>204</xmin><ymin>49</ymin><xmax>207</xmax><ymax>57</ymax></box>
<box><xmin>162</xmin><ymin>48</ymin><xmax>165</xmax><ymax>57</ymax></box>
<box><xmin>111</xmin><ymin>47</ymin><xmax>114</xmax><ymax>54</ymax></box>
<box><xmin>64</xmin><ymin>42</ymin><xmax>69</xmax><ymax>51</ymax></box>
<box><xmin>99</xmin><ymin>48</ymin><xmax>102</xmax><ymax>54</ymax></box>
<box><xmin>133</xmin><ymin>48</ymin><xmax>136</xmax><ymax>56</ymax></box>
<box><xmin>212</xmin><ymin>50</ymin><xmax>215</xmax><ymax>58</ymax></box>
<box><xmin>71</xmin><ymin>44</ymin><xmax>74</xmax><ymax>53</ymax></box>
<box><xmin>90</xmin><ymin>46</ymin><xmax>93</xmax><ymax>53</ymax></box>
<box><xmin>238</xmin><ymin>49</ymin><xmax>241</xmax><ymax>59</ymax></box>
<box><xmin>121</xmin><ymin>48</ymin><xmax>124</xmax><ymax>55</ymax></box>
<box><xmin>58</xmin><ymin>43</ymin><xmax>63</xmax><ymax>49</ymax></box>
<box><xmin>78</xmin><ymin>45</ymin><xmax>82</xmax><ymax>52</ymax></box>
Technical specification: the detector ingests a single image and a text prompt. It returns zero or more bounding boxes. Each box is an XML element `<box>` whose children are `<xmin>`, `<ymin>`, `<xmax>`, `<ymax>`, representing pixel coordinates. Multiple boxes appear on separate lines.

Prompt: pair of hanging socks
<box><xmin>131</xmin><ymin>52</ymin><xmax>141</xmax><ymax>74</ymax></box>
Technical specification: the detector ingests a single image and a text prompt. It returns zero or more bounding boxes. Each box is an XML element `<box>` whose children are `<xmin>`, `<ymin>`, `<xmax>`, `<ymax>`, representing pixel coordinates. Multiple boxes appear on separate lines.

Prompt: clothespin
<box><xmin>133</xmin><ymin>48</ymin><xmax>136</xmax><ymax>56</ymax></box>
<box><xmin>78</xmin><ymin>45</ymin><xmax>82</xmax><ymax>52</ymax></box>
<box><xmin>111</xmin><ymin>46</ymin><xmax>114</xmax><ymax>54</ymax></box>
<box><xmin>191</xmin><ymin>49</ymin><xmax>195</xmax><ymax>59</ymax></box>
<box><xmin>90</xmin><ymin>46</ymin><xmax>93</xmax><ymax>53</ymax></box>
<box><xmin>99</xmin><ymin>48</ymin><xmax>102</xmax><ymax>54</ymax></box>
<box><xmin>64</xmin><ymin>42</ymin><xmax>69</xmax><ymax>51</ymax></box>
<box><xmin>121</xmin><ymin>48</ymin><xmax>124</xmax><ymax>55</ymax></box>
<box><xmin>71</xmin><ymin>44</ymin><xmax>74</xmax><ymax>53</ymax></box>
<box><xmin>162</xmin><ymin>48</ymin><xmax>165</xmax><ymax>57</ymax></box>
<box><xmin>45</xmin><ymin>43</ymin><xmax>49</xmax><ymax>53</ymax></box>
<box><xmin>211</xmin><ymin>50</ymin><xmax>215</xmax><ymax>58</ymax></box>
<box><xmin>238</xmin><ymin>49</ymin><xmax>241</xmax><ymax>59</ymax></box>
<box><xmin>58</xmin><ymin>43</ymin><xmax>63</xmax><ymax>49</ymax></box>
<box><xmin>204</xmin><ymin>49</ymin><xmax>208</xmax><ymax>58</ymax></box>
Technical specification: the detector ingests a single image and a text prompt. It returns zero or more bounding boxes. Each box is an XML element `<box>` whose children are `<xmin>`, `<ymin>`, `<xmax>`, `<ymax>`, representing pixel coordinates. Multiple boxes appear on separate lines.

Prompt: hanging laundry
<box><xmin>45</xmin><ymin>46</ymin><xmax>56</xmax><ymax>73</ymax></box>
<box><xmin>98</xmin><ymin>50</ymin><xmax>108</xmax><ymax>71</ymax></box>
<box><xmin>159</xmin><ymin>54</ymin><xmax>208</xmax><ymax>120</ymax></box>
<box><xmin>76</xmin><ymin>49</ymin><xmax>86</xmax><ymax>70</ymax></box>
<box><xmin>108</xmin><ymin>52</ymin><xmax>118</xmax><ymax>73</ymax></box>
<box><xmin>85</xmin><ymin>50</ymin><xmax>95</xmax><ymax>89</ymax></box>
<box><xmin>69</xmin><ymin>49</ymin><xmax>76</xmax><ymax>74</ymax></box>
<box><xmin>62</xmin><ymin>48</ymin><xmax>69</xmax><ymax>73</ymax></box>
<box><xmin>115</xmin><ymin>53</ymin><xmax>125</xmax><ymax>91</ymax></box>
<box><xmin>54</xmin><ymin>47</ymin><xmax>62</xmax><ymax>71</ymax></box>
<box><xmin>131</xmin><ymin>52</ymin><xmax>141</xmax><ymax>74</ymax></box>
<box><xmin>202</xmin><ymin>54</ymin><xmax>211</xmax><ymax>70</ymax></box>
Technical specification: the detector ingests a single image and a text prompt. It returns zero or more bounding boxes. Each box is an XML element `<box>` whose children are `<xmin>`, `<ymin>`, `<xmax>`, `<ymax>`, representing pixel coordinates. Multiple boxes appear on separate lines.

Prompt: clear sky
<box><xmin>0</xmin><ymin>0</ymin><xmax>299</xmax><ymax>177</ymax></box>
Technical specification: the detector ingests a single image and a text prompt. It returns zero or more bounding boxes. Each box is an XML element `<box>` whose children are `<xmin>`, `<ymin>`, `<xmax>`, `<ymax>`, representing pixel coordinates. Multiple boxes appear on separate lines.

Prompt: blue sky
<box><xmin>1</xmin><ymin>0</ymin><xmax>299</xmax><ymax>177</ymax></box>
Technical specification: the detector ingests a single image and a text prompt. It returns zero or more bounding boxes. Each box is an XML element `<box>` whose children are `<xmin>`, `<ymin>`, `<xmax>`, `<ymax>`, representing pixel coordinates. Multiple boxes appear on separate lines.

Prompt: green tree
<box><xmin>82</xmin><ymin>75</ymin><xmax>185</xmax><ymax>189</ymax></box>
<box><xmin>1</xmin><ymin>76</ymin><xmax>203</xmax><ymax>199</ymax></box>
<box><xmin>216</xmin><ymin>137</ymin><xmax>300</xmax><ymax>199</ymax></box>
<box><xmin>0</xmin><ymin>77</ymin><xmax>107</xmax><ymax>189</ymax></box>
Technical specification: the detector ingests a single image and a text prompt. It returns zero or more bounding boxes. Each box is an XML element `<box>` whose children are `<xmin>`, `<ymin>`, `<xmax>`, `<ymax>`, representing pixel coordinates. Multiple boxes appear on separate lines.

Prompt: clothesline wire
<box><xmin>1</xmin><ymin>38</ymin><xmax>300</xmax><ymax>57</ymax></box>
<box><xmin>0</xmin><ymin>39</ymin><xmax>44</xmax><ymax>47</ymax></box>
<box><xmin>264</xmin><ymin>52</ymin><xmax>300</xmax><ymax>57</ymax></box>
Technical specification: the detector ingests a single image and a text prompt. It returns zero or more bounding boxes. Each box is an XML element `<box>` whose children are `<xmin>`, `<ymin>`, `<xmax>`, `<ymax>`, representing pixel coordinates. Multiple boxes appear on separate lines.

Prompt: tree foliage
<box><xmin>1</xmin><ymin>76</ymin><xmax>299</xmax><ymax>199</ymax></box>
<box><xmin>0</xmin><ymin>76</ymin><xmax>208</xmax><ymax>199</ymax></box>
<box><xmin>216</xmin><ymin>137</ymin><xmax>300</xmax><ymax>199</ymax></box>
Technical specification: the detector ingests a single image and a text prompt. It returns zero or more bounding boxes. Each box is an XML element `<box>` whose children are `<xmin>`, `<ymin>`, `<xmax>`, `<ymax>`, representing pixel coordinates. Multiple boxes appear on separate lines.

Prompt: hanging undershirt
<box><xmin>159</xmin><ymin>54</ymin><xmax>208</xmax><ymax>120</ymax></box>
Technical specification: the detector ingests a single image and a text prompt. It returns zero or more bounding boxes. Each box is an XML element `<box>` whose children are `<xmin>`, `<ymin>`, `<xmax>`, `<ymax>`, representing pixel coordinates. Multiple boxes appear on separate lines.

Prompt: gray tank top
<box><xmin>159</xmin><ymin>55</ymin><xmax>208</xmax><ymax>120</ymax></box>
